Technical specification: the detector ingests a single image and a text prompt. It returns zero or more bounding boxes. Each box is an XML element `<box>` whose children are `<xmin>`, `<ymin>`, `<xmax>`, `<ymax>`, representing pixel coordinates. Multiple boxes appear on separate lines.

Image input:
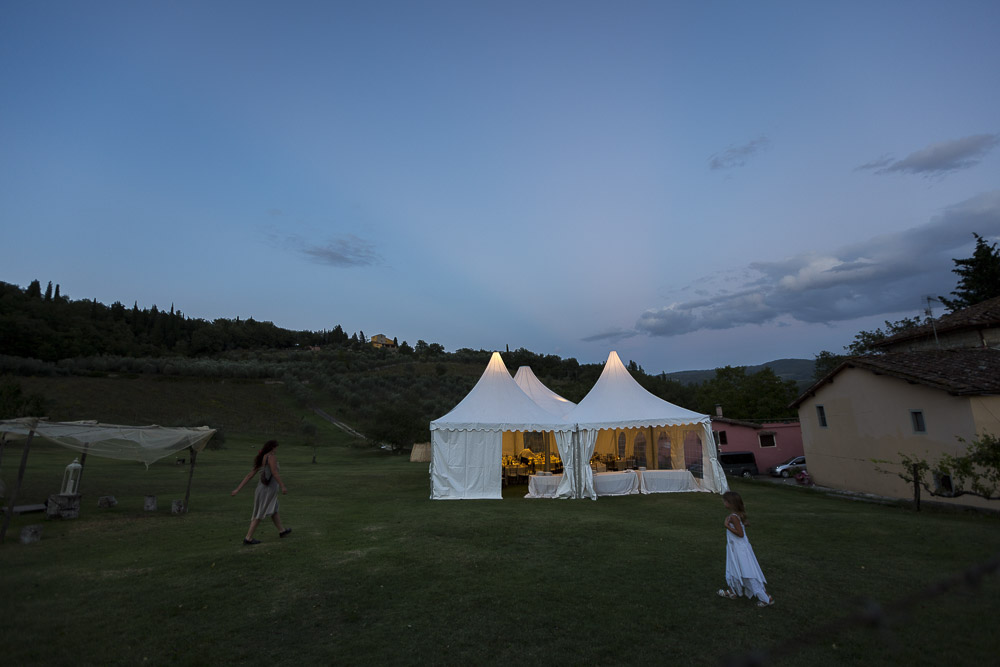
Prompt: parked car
<box><xmin>687</xmin><ymin>452</ymin><xmax>759</xmax><ymax>479</ymax></box>
<box><xmin>719</xmin><ymin>451</ymin><xmax>759</xmax><ymax>478</ymax></box>
<box><xmin>769</xmin><ymin>455</ymin><xmax>806</xmax><ymax>478</ymax></box>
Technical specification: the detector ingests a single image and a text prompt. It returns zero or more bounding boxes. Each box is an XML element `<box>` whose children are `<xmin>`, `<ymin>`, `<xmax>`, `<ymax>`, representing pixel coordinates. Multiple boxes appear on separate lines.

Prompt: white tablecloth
<box><xmin>593</xmin><ymin>470</ymin><xmax>641</xmax><ymax>496</ymax></box>
<box><xmin>527</xmin><ymin>469</ymin><xmax>702</xmax><ymax>498</ymax></box>
<box><xmin>637</xmin><ymin>469</ymin><xmax>703</xmax><ymax>493</ymax></box>
<box><xmin>526</xmin><ymin>472</ymin><xmax>639</xmax><ymax>498</ymax></box>
<box><xmin>526</xmin><ymin>474</ymin><xmax>561</xmax><ymax>498</ymax></box>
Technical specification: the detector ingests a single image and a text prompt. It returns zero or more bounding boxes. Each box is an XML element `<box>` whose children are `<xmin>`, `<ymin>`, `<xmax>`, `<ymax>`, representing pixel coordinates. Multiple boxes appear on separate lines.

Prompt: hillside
<box><xmin>665</xmin><ymin>358</ymin><xmax>816</xmax><ymax>388</ymax></box>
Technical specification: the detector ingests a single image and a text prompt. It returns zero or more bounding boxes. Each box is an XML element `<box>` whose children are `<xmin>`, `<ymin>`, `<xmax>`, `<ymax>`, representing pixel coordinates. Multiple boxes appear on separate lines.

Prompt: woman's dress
<box><xmin>725</xmin><ymin>514</ymin><xmax>768</xmax><ymax>602</ymax></box>
<box><xmin>251</xmin><ymin>460</ymin><xmax>280</xmax><ymax>519</ymax></box>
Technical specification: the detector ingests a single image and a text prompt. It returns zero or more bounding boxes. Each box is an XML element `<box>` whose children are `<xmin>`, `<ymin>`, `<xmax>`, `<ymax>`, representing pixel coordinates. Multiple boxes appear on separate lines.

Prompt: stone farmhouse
<box><xmin>791</xmin><ymin>296</ymin><xmax>1000</xmax><ymax>510</ymax></box>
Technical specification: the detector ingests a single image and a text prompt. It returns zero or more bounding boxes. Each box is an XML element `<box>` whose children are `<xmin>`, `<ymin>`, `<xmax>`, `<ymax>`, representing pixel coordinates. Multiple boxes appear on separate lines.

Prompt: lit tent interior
<box><xmin>429</xmin><ymin>353</ymin><xmax>573</xmax><ymax>499</ymax></box>
<box><xmin>507</xmin><ymin>365</ymin><xmax>577</xmax><ymax>468</ymax></box>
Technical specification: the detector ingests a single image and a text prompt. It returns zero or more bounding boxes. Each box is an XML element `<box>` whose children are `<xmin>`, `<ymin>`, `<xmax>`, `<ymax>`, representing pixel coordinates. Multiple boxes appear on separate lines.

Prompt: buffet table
<box><xmin>526</xmin><ymin>468</ymin><xmax>702</xmax><ymax>498</ymax></box>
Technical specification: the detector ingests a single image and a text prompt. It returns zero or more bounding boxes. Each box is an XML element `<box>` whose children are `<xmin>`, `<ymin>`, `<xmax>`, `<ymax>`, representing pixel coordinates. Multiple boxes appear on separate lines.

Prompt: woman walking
<box><xmin>232</xmin><ymin>439</ymin><xmax>291</xmax><ymax>545</ymax></box>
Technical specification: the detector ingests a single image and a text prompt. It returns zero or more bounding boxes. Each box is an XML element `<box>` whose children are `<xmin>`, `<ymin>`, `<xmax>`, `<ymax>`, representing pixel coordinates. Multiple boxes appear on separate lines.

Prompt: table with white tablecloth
<box><xmin>636</xmin><ymin>469</ymin><xmax>702</xmax><ymax>493</ymax></box>
<box><xmin>527</xmin><ymin>468</ymin><xmax>704</xmax><ymax>498</ymax></box>
<box><xmin>526</xmin><ymin>470</ymin><xmax>642</xmax><ymax>498</ymax></box>
<box><xmin>525</xmin><ymin>473</ymin><xmax>561</xmax><ymax>498</ymax></box>
<box><xmin>592</xmin><ymin>470</ymin><xmax>641</xmax><ymax>496</ymax></box>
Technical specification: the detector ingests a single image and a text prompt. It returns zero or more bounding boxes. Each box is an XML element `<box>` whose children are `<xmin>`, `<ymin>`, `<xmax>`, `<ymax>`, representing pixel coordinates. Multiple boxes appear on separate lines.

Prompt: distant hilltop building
<box><xmin>371</xmin><ymin>334</ymin><xmax>397</xmax><ymax>349</ymax></box>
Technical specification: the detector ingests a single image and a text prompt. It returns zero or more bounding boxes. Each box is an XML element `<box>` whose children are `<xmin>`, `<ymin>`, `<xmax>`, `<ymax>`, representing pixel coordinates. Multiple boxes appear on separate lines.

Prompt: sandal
<box><xmin>757</xmin><ymin>596</ymin><xmax>774</xmax><ymax>607</ymax></box>
<box><xmin>243</xmin><ymin>538</ymin><xmax>261</xmax><ymax>546</ymax></box>
<box><xmin>279</xmin><ymin>529</ymin><xmax>292</xmax><ymax>538</ymax></box>
<box><xmin>717</xmin><ymin>589</ymin><xmax>737</xmax><ymax>599</ymax></box>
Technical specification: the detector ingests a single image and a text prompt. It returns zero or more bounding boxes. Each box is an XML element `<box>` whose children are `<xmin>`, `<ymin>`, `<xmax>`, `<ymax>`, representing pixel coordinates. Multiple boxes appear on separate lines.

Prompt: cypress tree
<box><xmin>940</xmin><ymin>233</ymin><xmax>1000</xmax><ymax>311</ymax></box>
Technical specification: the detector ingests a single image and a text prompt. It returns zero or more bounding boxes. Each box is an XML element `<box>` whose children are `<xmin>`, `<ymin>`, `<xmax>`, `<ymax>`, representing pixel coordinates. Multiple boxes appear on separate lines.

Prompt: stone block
<box><xmin>98</xmin><ymin>495</ymin><xmax>118</xmax><ymax>508</ymax></box>
<box><xmin>45</xmin><ymin>494</ymin><xmax>81</xmax><ymax>519</ymax></box>
<box><xmin>20</xmin><ymin>524</ymin><xmax>43</xmax><ymax>544</ymax></box>
<box><xmin>171</xmin><ymin>499</ymin><xmax>185</xmax><ymax>514</ymax></box>
<box><xmin>144</xmin><ymin>495</ymin><xmax>157</xmax><ymax>511</ymax></box>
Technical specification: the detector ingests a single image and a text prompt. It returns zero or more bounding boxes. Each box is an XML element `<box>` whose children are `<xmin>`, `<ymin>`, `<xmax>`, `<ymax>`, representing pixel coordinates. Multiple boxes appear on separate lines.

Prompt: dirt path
<box><xmin>311</xmin><ymin>407</ymin><xmax>365</xmax><ymax>439</ymax></box>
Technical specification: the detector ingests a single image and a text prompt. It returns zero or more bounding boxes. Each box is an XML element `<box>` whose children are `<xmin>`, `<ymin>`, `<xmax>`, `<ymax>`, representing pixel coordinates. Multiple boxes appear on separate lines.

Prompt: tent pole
<box><xmin>1</xmin><ymin>420</ymin><xmax>37</xmax><ymax>544</ymax></box>
<box><xmin>649</xmin><ymin>427</ymin><xmax>655</xmax><ymax>469</ymax></box>
<box><xmin>183</xmin><ymin>446</ymin><xmax>198</xmax><ymax>513</ymax></box>
<box><xmin>574</xmin><ymin>428</ymin><xmax>582</xmax><ymax>500</ymax></box>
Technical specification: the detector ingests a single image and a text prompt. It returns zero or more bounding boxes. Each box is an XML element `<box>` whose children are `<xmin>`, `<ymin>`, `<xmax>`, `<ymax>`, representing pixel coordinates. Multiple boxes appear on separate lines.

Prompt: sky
<box><xmin>2</xmin><ymin>1</ymin><xmax>998</xmax><ymax>374</ymax></box>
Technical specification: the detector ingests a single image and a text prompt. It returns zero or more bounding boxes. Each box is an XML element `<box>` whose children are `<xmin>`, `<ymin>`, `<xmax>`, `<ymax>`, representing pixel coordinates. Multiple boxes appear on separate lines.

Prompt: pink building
<box><xmin>711</xmin><ymin>414</ymin><xmax>803</xmax><ymax>473</ymax></box>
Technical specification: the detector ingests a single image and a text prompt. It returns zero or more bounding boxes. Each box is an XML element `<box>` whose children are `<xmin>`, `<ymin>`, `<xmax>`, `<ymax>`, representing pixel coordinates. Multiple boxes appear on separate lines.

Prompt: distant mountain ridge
<box><xmin>664</xmin><ymin>358</ymin><xmax>816</xmax><ymax>388</ymax></box>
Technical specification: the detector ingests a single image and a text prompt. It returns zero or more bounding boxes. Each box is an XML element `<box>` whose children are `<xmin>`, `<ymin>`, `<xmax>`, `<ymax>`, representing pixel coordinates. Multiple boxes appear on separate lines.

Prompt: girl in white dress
<box><xmin>717</xmin><ymin>491</ymin><xmax>774</xmax><ymax>607</ymax></box>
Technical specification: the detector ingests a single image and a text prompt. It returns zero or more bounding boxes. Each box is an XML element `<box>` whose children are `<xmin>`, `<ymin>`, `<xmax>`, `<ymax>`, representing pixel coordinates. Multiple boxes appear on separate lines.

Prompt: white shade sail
<box><xmin>0</xmin><ymin>418</ymin><xmax>217</xmax><ymax>467</ymax></box>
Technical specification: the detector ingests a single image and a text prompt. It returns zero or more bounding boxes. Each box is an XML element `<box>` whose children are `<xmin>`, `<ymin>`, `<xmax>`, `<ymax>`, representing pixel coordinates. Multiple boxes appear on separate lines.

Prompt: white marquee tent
<box><xmin>429</xmin><ymin>351</ymin><xmax>728</xmax><ymax>500</ymax></box>
<box><xmin>557</xmin><ymin>351</ymin><xmax>728</xmax><ymax>499</ymax></box>
<box><xmin>429</xmin><ymin>353</ymin><xmax>573</xmax><ymax>499</ymax></box>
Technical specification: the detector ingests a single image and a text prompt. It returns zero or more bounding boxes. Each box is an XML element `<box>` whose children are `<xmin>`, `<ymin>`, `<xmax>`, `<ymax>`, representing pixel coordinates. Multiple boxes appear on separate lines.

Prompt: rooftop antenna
<box><xmin>924</xmin><ymin>295</ymin><xmax>941</xmax><ymax>349</ymax></box>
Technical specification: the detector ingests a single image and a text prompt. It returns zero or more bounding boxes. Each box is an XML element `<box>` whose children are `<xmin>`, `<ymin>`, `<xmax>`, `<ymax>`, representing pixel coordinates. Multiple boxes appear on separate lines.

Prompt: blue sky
<box><xmin>2</xmin><ymin>1</ymin><xmax>998</xmax><ymax>373</ymax></box>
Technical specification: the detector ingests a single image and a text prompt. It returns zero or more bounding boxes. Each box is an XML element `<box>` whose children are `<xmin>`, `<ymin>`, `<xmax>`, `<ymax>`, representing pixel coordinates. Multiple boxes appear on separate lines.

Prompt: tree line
<box><xmin>0</xmin><ymin>278</ymin><xmax>804</xmax><ymax>439</ymax></box>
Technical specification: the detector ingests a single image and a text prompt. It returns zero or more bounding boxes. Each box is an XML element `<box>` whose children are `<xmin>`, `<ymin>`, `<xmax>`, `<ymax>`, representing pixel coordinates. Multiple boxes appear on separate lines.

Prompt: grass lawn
<box><xmin>2</xmin><ymin>430</ymin><xmax>999</xmax><ymax>666</ymax></box>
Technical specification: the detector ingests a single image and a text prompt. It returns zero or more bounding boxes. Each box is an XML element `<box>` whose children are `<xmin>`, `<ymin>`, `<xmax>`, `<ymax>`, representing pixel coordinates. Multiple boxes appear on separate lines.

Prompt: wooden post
<box><xmin>1</xmin><ymin>423</ymin><xmax>36</xmax><ymax>544</ymax></box>
<box><xmin>182</xmin><ymin>447</ymin><xmax>198</xmax><ymax>513</ymax></box>
<box><xmin>76</xmin><ymin>442</ymin><xmax>90</xmax><ymax>494</ymax></box>
<box><xmin>913</xmin><ymin>463</ymin><xmax>921</xmax><ymax>512</ymax></box>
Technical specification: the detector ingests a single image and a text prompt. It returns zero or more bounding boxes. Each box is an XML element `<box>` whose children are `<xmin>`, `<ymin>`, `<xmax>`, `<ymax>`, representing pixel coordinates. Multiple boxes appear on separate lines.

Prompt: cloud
<box><xmin>858</xmin><ymin>134</ymin><xmax>999</xmax><ymax>176</ymax></box>
<box><xmin>300</xmin><ymin>235</ymin><xmax>380</xmax><ymax>267</ymax></box>
<box><xmin>267</xmin><ymin>229</ymin><xmax>381</xmax><ymax>267</ymax></box>
<box><xmin>709</xmin><ymin>136</ymin><xmax>770</xmax><ymax>170</ymax></box>
<box><xmin>633</xmin><ymin>190</ymin><xmax>1000</xmax><ymax>337</ymax></box>
<box><xmin>581</xmin><ymin>328</ymin><xmax>636</xmax><ymax>343</ymax></box>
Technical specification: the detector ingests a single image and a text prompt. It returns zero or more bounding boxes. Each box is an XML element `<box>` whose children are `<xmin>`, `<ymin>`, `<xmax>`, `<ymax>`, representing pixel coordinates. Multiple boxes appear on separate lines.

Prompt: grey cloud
<box><xmin>858</xmin><ymin>134</ymin><xmax>999</xmax><ymax>176</ymax></box>
<box><xmin>709</xmin><ymin>136</ymin><xmax>770</xmax><ymax>170</ymax></box>
<box><xmin>581</xmin><ymin>328</ymin><xmax>636</xmax><ymax>343</ymax></box>
<box><xmin>300</xmin><ymin>235</ymin><xmax>380</xmax><ymax>267</ymax></box>
<box><xmin>634</xmin><ymin>191</ymin><xmax>1000</xmax><ymax>337</ymax></box>
<box><xmin>266</xmin><ymin>228</ymin><xmax>381</xmax><ymax>268</ymax></box>
<box><xmin>854</xmin><ymin>155</ymin><xmax>893</xmax><ymax>172</ymax></box>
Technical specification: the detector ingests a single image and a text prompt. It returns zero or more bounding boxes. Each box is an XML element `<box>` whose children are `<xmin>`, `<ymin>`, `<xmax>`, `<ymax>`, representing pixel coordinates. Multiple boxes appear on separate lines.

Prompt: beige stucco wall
<box><xmin>798</xmin><ymin>367</ymin><xmax>1000</xmax><ymax>510</ymax></box>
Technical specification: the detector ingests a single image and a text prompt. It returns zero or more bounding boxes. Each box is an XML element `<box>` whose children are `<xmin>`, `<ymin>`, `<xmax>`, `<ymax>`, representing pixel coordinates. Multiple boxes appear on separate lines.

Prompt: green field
<box><xmin>2</xmin><ymin>379</ymin><xmax>999</xmax><ymax>666</ymax></box>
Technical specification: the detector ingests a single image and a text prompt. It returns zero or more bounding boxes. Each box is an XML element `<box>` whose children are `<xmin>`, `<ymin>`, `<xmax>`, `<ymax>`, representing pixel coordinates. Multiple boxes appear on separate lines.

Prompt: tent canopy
<box><xmin>431</xmin><ymin>353</ymin><xmax>572</xmax><ymax>434</ymax></box>
<box><xmin>0</xmin><ymin>418</ymin><xmax>217</xmax><ymax>467</ymax></box>
<box><xmin>566</xmin><ymin>351</ymin><xmax>707</xmax><ymax>430</ymax></box>
<box><xmin>513</xmin><ymin>366</ymin><xmax>576</xmax><ymax>418</ymax></box>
